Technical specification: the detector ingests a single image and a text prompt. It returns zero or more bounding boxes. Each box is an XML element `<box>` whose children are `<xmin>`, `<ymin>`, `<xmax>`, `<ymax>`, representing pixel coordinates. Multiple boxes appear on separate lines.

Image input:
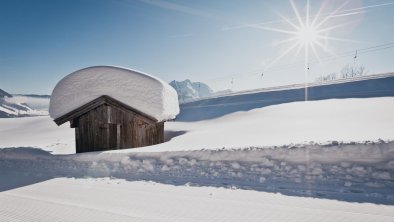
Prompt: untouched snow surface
<box><xmin>0</xmin><ymin>116</ymin><xmax>73</xmax><ymax>154</ymax></box>
<box><xmin>1</xmin><ymin>178</ymin><xmax>393</xmax><ymax>222</ymax></box>
<box><xmin>49</xmin><ymin>66</ymin><xmax>179</xmax><ymax>121</ymax></box>
<box><xmin>143</xmin><ymin>97</ymin><xmax>394</xmax><ymax>152</ymax></box>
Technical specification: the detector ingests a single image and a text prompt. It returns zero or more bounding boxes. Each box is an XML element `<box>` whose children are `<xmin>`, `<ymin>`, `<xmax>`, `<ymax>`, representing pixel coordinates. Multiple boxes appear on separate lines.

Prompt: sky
<box><xmin>1</xmin><ymin>0</ymin><xmax>394</xmax><ymax>94</ymax></box>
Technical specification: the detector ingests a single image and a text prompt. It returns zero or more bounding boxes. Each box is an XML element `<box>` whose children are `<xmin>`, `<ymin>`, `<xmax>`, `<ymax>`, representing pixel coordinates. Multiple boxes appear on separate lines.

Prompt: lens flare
<box><xmin>297</xmin><ymin>26</ymin><xmax>318</xmax><ymax>45</ymax></box>
<box><xmin>252</xmin><ymin>0</ymin><xmax>360</xmax><ymax>101</ymax></box>
<box><xmin>257</xmin><ymin>0</ymin><xmax>357</xmax><ymax>69</ymax></box>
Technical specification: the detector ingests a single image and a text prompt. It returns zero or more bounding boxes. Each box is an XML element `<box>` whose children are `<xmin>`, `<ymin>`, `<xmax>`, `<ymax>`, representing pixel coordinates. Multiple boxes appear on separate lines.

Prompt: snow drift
<box><xmin>1</xmin><ymin>141</ymin><xmax>394</xmax><ymax>204</ymax></box>
<box><xmin>49</xmin><ymin>66</ymin><xmax>179</xmax><ymax>121</ymax></box>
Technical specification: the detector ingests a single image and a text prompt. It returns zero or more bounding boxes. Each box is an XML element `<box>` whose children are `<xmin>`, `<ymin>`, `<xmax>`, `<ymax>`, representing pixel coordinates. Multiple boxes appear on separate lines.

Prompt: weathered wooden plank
<box><xmin>73</xmin><ymin>100</ymin><xmax>166</xmax><ymax>153</ymax></box>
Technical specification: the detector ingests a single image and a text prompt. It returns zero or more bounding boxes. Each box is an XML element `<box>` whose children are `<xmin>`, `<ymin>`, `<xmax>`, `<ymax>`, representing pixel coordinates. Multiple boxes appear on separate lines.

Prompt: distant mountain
<box><xmin>169</xmin><ymin>79</ymin><xmax>214</xmax><ymax>102</ymax></box>
<box><xmin>13</xmin><ymin>94</ymin><xmax>50</xmax><ymax>99</ymax></box>
<box><xmin>0</xmin><ymin>88</ymin><xmax>11</xmax><ymax>98</ymax></box>
<box><xmin>0</xmin><ymin>89</ymin><xmax>48</xmax><ymax>118</ymax></box>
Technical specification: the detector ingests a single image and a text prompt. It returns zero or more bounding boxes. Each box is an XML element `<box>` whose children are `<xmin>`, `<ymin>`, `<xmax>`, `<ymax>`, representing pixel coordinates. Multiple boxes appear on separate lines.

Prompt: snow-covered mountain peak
<box><xmin>0</xmin><ymin>88</ymin><xmax>12</xmax><ymax>98</ymax></box>
<box><xmin>169</xmin><ymin>79</ymin><xmax>214</xmax><ymax>102</ymax></box>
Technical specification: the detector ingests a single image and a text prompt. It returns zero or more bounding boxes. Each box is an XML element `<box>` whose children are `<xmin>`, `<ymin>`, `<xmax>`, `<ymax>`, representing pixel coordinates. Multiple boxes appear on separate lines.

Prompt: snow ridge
<box><xmin>1</xmin><ymin>141</ymin><xmax>394</xmax><ymax>204</ymax></box>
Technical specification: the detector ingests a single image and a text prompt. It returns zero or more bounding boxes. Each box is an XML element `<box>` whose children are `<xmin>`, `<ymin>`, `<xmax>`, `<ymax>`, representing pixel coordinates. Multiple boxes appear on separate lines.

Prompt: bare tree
<box><xmin>354</xmin><ymin>64</ymin><xmax>365</xmax><ymax>77</ymax></box>
<box><xmin>316</xmin><ymin>73</ymin><xmax>337</xmax><ymax>82</ymax></box>
<box><xmin>341</xmin><ymin>64</ymin><xmax>366</xmax><ymax>79</ymax></box>
<box><xmin>341</xmin><ymin>64</ymin><xmax>351</xmax><ymax>79</ymax></box>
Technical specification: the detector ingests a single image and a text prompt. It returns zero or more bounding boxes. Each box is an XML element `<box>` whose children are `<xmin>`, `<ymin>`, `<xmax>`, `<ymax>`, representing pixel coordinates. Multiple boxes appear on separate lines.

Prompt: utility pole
<box><xmin>352</xmin><ymin>50</ymin><xmax>358</xmax><ymax>77</ymax></box>
<box><xmin>353</xmin><ymin>50</ymin><xmax>358</xmax><ymax>67</ymax></box>
<box><xmin>305</xmin><ymin>63</ymin><xmax>310</xmax><ymax>101</ymax></box>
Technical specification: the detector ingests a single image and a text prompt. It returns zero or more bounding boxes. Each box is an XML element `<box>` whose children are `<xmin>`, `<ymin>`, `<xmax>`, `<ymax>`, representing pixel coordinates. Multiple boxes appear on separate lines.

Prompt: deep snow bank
<box><xmin>49</xmin><ymin>66</ymin><xmax>179</xmax><ymax>121</ymax></box>
<box><xmin>1</xmin><ymin>142</ymin><xmax>394</xmax><ymax>204</ymax></box>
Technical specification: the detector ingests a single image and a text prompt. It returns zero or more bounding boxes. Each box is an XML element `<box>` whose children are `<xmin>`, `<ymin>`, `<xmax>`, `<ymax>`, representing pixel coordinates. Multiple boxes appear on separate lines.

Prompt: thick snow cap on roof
<box><xmin>49</xmin><ymin>66</ymin><xmax>179</xmax><ymax>122</ymax></box>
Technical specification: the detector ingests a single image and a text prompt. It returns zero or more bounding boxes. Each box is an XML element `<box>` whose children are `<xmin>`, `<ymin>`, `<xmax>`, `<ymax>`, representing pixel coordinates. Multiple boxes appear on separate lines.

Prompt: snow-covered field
<box><xmin>1</xmin><ymin>178</ymin><xmax>393</xmax><ymax>222</ymax></box>
<box><xmin>0</xmin><ymin>116</ymin><xmax>73</xmax><ymax>153</ymax></box>
<box><xmin>1</xmin><ymin>97</ymin><xmax>394</xmax><ymax>221</ymax></box>
<box><xmin>1</xmin><ymin>97</ymin><xmax>393</xmax><ymax>154</ymax></box>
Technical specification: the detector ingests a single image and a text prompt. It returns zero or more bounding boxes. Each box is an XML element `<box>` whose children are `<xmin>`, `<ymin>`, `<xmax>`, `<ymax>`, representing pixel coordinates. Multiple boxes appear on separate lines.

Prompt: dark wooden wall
<box><xmin>73</xmin><ymin>104</ymin><xmax>164</xmax><ymax>153</ymax></box>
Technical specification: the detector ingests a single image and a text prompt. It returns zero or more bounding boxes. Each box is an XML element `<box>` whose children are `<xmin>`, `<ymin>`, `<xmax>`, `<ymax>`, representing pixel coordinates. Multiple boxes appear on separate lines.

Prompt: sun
<box><xmin>252</xmin><ymin>0</ymin><xmax>354</xmax><ymax>100</ymax></box>
<box><xmin>256</xmin><ymin>0</ymin><xmax>352</xmax><ymax>68</ymax></box>
<box><xmin>296</xmin><ymin>25</ymin><xmax>318</xmax><ymax>46</ymax></box>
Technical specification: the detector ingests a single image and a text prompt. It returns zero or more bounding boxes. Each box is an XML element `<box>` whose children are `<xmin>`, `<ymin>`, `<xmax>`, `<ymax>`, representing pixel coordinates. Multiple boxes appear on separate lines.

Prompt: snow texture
<box><xmin>49</xmin><ymin>66</ymin><xmax>179</xmax><ymax>121</ymax></box>
<box><xmin>1</xmin><ymin>178</ymin><xmax>393</xmax><ymax>222</ymax></box>
<box><xmin>1</xmin><ymin>142</ymin><xmax>394</xmax><ymax>205</ymax></box>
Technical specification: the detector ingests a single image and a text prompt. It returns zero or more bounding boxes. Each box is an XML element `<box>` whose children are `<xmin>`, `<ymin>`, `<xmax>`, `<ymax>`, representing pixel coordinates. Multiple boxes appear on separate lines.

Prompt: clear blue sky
<box><xmin>1</xmin><ymin>0</ymin><xmax>394</xmax><ymax>94</ymax></box>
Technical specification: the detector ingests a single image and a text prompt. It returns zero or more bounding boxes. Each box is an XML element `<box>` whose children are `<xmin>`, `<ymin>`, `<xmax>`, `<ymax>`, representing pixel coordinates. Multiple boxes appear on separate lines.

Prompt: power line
<box><xmin>199</xmin><ymin>42</ymin><xmax>394</xmax><ymax>85</ymax></box>
<box><xmin>183</xmin><ymin>88</ymin><xmax>394</xmax><ymax>108</ymax></box>
<box><xmin>224</xmin><ymin>2</ymin><xmax>394</xmax><ymax>31</ymax></box>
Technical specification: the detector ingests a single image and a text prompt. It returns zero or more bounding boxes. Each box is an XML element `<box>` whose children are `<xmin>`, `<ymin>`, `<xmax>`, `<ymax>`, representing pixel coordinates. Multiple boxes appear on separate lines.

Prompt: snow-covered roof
<box><xmin>49</xmin><ymin>66</ymin><xmax>179</xmax><ymax>122</ymax></box>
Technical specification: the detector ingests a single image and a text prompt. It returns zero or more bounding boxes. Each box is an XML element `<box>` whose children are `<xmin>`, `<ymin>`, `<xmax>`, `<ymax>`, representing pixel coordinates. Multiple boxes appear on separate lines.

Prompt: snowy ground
<box><xmin>1</xmin><ymin>97</ymin><xmax>393</xmax><ymax>154</ymax></box>
<box><xmin>1</xmin><ymin>97</ymin><xmax>394</xmax><ymax>221</ymax></box>
<box><xmin>1</xmin><ymin>142</ymin><xmax>393</xmax><ymax>204</ymax></box>
<box><xmin>1</xmin><ymin>178</ymin><xmax>394</xmax><ymax>222</ymax></box>
<box><xmin>0</xmin><ymin>116</ymin><xmax>73</xmax><ymax>153</ymax></box>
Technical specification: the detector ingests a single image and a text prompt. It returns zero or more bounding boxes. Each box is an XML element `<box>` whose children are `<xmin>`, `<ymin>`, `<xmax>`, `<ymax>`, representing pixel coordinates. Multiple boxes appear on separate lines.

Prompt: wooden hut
<box><xmin>49</xmin><ymin>66</ymin><xmax>179</xmax><ymax>153</ymax></box>
<box><xmin>54</xmin><ymin>95</ymin><xmax>164</xmax><ymax>153</ymax></box>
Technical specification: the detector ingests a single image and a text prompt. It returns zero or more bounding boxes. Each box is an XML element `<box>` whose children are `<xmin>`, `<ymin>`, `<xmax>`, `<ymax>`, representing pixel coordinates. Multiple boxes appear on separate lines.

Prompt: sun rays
<box><xmin>254</xmin><ymin>0</ymin><xmax>362</xmax><ymax>100</ymax></box>
<box><xmin>258</xmin><ymin>0</ymin><xmax>366</xmax><ymax>70</ymax></box>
